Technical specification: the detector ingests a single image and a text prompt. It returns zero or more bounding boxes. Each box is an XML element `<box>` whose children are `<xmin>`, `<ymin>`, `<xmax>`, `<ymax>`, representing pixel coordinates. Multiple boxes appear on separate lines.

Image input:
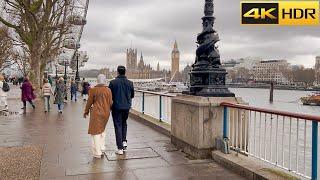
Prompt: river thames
<box><xmin>230</xmin><ymin>88</ymin><xmax>320</xmax><ymax>116</ymax></box>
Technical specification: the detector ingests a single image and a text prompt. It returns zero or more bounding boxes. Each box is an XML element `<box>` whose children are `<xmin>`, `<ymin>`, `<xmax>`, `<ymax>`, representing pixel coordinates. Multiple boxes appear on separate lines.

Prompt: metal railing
<box><xmin>132</xmin><ymin>90</ymin><xmax>176</xmax><ymax>124</ymax></box>
<box><xmin>221</xmin><ymin>102</ymin><xmax>319</xmax><ymax>179</ymax></box>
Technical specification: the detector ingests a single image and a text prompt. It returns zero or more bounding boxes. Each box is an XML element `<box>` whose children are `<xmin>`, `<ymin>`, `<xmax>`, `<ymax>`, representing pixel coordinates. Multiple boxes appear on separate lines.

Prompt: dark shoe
<box><xmin>21</xmin><ymin>107</ymin><xmax>26</xmax><ymax>109</ymax></box>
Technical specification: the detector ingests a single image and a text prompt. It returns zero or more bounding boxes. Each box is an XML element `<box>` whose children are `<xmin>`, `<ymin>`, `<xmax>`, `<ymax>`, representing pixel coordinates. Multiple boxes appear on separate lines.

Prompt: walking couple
<box><xmin>84</xmin><ymin>66</ymin><xmax>134</xmax><ymax>158</ymax></box>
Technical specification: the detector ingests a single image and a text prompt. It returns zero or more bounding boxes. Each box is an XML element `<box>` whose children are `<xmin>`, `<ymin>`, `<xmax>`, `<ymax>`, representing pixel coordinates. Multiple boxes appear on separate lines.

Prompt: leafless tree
<box><xmin>0</xmin><ymin>26</ymin><xmax>13</xmax><ymax>70</ymax></box>
<box><xmin>0</xmin><ymin>0</ymin><xmax>71</xmax><ymax>89</ymax></box>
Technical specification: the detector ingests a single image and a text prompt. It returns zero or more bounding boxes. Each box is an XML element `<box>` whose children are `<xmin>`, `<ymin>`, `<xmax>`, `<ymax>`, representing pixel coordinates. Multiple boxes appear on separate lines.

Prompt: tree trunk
<box><xmin>29</xmin><ymin>50</ymin><xmax>42</xmax><ymax>95</ymax></box>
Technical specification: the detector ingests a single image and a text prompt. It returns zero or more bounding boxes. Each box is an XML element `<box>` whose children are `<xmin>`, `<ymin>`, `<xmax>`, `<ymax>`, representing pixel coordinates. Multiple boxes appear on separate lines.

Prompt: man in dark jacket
<box><xmin>109</xmin><ymin>66</ymin><xmax>134</xmax><ymax>155</ymax></box>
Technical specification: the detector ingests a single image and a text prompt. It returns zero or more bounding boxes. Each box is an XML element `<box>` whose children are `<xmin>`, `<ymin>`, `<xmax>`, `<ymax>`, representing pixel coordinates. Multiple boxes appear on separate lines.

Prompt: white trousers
<box><xmin>0</xmin><ymin>96</ymin><xmax>8</xmax><ymax>111</ymax></box>
<box><xmin>83</xmin><ymin>94</ymin><xmax>88</xmax><ymax>101</ymax></box>
<box><xmin>91</xmin><ymin>131</ymin><xmax>106</xmax><ymax>156</ymax></box>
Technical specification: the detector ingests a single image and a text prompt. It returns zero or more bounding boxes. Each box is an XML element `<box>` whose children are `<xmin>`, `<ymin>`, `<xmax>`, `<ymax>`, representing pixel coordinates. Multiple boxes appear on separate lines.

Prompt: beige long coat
<box><xmin>84</xmin><ymin>84</ymin><xmax>113</xmax><ymax>135</ymax></box>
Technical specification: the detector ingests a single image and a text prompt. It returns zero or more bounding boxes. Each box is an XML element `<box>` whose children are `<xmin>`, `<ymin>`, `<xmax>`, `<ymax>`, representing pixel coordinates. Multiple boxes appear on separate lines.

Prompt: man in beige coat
<box><xmin>84</xmin><ymin>74</ymin><xmax>113</xmax><ymax>158</ymax></box>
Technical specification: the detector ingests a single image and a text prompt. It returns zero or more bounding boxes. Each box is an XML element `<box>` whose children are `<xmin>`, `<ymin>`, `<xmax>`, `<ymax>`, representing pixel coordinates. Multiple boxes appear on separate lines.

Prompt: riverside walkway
<box><xmin>0</xmin><ymin>86</ymin><xmax>244</xmax><ymax>180</ymax></box>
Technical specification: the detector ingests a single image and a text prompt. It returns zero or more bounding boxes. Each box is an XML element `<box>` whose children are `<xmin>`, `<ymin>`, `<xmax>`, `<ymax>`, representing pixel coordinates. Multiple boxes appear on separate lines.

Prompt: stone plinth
<box><xmin>171</xmin><ymin>94</ymin><xmax>247</xmax><ymax>159</ymax></box>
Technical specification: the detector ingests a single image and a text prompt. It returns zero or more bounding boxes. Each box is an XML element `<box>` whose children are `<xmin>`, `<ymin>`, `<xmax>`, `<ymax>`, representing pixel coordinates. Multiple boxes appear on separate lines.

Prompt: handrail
<box><xmin>135</xmin><ymin>90</ymin><xmax>176</xmax><ymax>97</ymax></box>
<box><xmin>221</xmin><ymin>102</ymin><xmax>320</xmax><ymax>122</ymax></box>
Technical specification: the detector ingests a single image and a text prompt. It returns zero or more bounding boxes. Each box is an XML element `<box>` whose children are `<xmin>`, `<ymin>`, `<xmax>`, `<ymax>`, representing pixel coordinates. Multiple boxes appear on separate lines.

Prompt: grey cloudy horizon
<box><xmin>80</xmin><ymin>0</ymin><xmax>320</xmax><ymax>70</ymax></box>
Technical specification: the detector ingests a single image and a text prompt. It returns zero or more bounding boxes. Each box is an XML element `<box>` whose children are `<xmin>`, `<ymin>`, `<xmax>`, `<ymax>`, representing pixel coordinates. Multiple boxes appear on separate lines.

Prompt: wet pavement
<box><xmin>0</xmin><ymin>86</ymin><xmax>246</xmax><ymax>180</ymax></box>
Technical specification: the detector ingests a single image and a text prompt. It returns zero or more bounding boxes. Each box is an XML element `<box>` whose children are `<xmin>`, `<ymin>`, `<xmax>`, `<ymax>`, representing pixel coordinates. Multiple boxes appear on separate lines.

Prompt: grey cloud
<box><xmin>80</xmin><ymin>0</ymin><xmax>320</xmax><ymax>70</ymax></box>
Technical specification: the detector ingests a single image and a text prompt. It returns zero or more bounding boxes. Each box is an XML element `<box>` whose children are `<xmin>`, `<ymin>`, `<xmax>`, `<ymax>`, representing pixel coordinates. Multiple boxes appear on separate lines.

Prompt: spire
<box><xmin>157</xmin><ymin>62</ymin><xmax>160</xmax><ymax>71</ymax></box>
<box><xmin>174</xmin><ymin>40</ymin><xmax>178</xmax><ymax>49</ymax></box>
<box><xmin>140</xmin><ymin>52</ymin><xmax>144</xmax><ymax>62</ymax></box>
<box><xmin>173</xmin><ymin>40</ymin><xmax>179</xmax><ymax>52</ymax></box>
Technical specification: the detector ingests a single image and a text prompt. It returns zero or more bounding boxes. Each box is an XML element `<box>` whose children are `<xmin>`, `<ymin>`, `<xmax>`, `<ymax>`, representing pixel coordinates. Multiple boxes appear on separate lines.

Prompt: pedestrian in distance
<box><xmin>42</xmin><ymin>79</ymin><xmax>54</xmax><ymax>112</ymax></box>
<box><xmin>48</xmin><ymin>75</ymin><xmax>53</xmax><ymax>86</ymax></box>
<box><xmin>21</xmin><ymin>77</ymin><xmax>36</xmax><ymax>110</ymax></box>
<box><xmin>82</xmin><ymin>78</ymin><xmax>90</xmax><ymax>101</ymax></box>
<box><xmin>0</xmin><ymin>74</ymin><xmax>9</xmax><ymax>114</ymax></box>
<box><xmin>84</xmin><ymin>74</ymin><xmax>113</xmax><ymax>159</ymax></box>
<box><xmin>54</xmin><ymin>77</ymin><xmax>66</xmax><ymax>113</ymax></box>
<box><xmin>70</xmin><ymin>79</ymin><xmax>78</xmax><ymax>102</ymax></box>
<box><xmin>109</xmin><ymin>66</ymin><xmax>134</xmax><ymax>155</ymax></box>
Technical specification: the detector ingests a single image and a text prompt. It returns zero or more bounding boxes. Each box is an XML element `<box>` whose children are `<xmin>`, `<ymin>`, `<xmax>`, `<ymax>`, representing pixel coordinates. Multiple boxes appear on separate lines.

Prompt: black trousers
<box><xmin>112</xmin><ymin>109</ymin><xmax>129</xmax><ymax>149</ymax></box>
<box><xmin>23</xmin><ymin>99</ymin><xmax>34</xmax><ymax>107</ymax></box>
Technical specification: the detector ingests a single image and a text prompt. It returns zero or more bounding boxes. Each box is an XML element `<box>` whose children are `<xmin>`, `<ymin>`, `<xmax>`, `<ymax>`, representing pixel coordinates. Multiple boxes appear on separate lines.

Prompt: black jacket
<box><xmin>109</xmin><ymin>75</ymin><xmax>134</xmax><ymax>110</ymax></box>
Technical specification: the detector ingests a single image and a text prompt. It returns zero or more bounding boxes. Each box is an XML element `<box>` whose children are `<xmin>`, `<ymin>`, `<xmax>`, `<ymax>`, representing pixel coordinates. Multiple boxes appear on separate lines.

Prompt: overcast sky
<box><xmin>80</xmin><ymin>0</ymin><xmax>320</xmax><ymax>70</ymax></box>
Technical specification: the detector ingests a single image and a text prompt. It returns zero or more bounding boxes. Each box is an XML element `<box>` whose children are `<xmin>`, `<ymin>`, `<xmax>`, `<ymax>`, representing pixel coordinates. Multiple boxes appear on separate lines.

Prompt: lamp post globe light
<box><xmin>183</xmin><ymin>0</ymin><xmax>234</xmax><ymax>97</ymax></box>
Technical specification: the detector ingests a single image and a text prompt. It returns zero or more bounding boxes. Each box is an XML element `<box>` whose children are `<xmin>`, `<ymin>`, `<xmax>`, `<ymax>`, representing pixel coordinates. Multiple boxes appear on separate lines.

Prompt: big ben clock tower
<box><xmin>171</xmin><ymin>40</ymin><xmax>180</xmax><ymax>75</ymax></box>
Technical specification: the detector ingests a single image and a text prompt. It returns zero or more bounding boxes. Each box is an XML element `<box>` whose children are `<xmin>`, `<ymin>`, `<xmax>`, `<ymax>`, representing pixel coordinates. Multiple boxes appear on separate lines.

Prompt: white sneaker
<box><xmin>115</xmin><ymin>149</ymin><xmax>124</xmax><ymax>155</ymax></box>
<box><xmin>123</xmin><ymin>141</ymin><xmax>127</xmax><ymax>151</ymax></box>
<box><xmin>93</xmin><ymin>154</ymin><xmax>102</xmax><ymax>159</ymax></box>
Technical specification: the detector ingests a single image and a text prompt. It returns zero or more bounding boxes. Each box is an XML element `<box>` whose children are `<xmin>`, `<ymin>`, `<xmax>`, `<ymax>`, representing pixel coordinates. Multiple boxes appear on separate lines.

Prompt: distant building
<box><xmin>222</xmin><ymin>58</ymin><xmax>260</xmax><ymax>83</ymax></box>
<box><xmin>125</xmin><ymin>47</ymin><xmax>165</xmax><ymax>79</ymax></box>
<box><xmin>315</xmin><ymin>56</ymin><xmax>320</xmax><ymax>85</ymax></box>
<box><xmin>253</xmin><ymin>60</ymin><xmax>290</xmax><ymax>85</ymax></box>
<box><xmin>181</xmin><ymin>64</ymin><xmax>192</xmax><ymax>83</ymax></box>
<box><xmin>126</xmin><ymin>48</ymin><xmax>138</xmax><ymax>71</ymax></box>
<box><xmin>234</xmin><ymin>57</ymin><xmax>261</xmax><ymax>70</ymax></box>
<box><xmin>171</xmin><ymin>40</ymin><xmax>180</xmax><ymax>76</ymax></box>
<box><xmin>222</xmin><ymin>59</ymin><xmax>238</xmax><ymax>70</ymax></box>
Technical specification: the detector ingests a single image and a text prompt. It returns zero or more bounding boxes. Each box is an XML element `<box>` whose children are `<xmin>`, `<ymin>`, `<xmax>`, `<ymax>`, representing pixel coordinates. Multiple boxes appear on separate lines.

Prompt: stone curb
<box><xmin>211</xmin><ymin>150</ymin><xmax>302</xmax><ymax>180</ymax></box>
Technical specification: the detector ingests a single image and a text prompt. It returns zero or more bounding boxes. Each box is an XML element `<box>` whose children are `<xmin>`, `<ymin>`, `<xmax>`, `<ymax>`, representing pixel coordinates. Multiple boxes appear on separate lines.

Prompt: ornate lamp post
<box><xmin>75</xmin><ymin>51</ymin><xmax>80</xmax><ymax>82</ymax></box>
<box><xmin>55</xmin><ymin>63</ymin><xmax>58</xmax><ymax>80</ymax></box>
<box><xmin>64</xmin><ymin>58</ymin><xmax>68</xmax><ymax>85</ymax></box>
<box><xmin>183</xmin><ymin>0</ymin><xmax>234</xmax><ymax>97</ymax></box>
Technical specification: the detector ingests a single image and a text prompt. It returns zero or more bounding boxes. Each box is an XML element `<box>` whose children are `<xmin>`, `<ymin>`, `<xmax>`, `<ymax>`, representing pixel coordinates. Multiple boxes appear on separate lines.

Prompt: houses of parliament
<box><xmin>125</xmin><ymin>41</ymin><xmax>181</xmax><ymax>80</ymax></box>
<box><xmin>101</xmin><ymin>40</ymin><xmax>187</xmax><ymax>81</ymax></box>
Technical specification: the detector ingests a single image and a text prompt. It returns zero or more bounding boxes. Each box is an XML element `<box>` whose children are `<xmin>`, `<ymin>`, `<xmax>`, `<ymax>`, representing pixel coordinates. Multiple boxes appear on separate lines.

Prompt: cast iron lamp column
<box><xmin>183</xmin><ymin>0</ymin><xmax>234</xmax><ymax>97</ymax></box>
<box><xmin>64</xmin><ymin>59</ymin><xmax>68</xmax><ymax>100</ymax></box>
<box><xmin>75</xmin><ymin>52</ymin><xmax>80</xmax><ymax>82</ymax></box>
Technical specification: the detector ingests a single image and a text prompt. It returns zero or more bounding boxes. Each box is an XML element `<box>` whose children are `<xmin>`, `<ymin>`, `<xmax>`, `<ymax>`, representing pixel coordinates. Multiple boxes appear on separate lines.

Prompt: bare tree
<box><xmin>0</xmin><ymin>0</ymin><xmax>71</xmax><ymax>89</ymax></box>
<box><xmin>0</xmin><ymin>26</ymin><xmax>13</xmax><ymax>70</ymax></box>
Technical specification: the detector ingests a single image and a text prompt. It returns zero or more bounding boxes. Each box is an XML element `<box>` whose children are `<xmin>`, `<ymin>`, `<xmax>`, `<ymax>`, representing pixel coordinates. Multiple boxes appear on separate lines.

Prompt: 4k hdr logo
<box><xmin>241</xmin><ymin>1</ymin><xmax>320</xmax><ymax>25</ymax></box>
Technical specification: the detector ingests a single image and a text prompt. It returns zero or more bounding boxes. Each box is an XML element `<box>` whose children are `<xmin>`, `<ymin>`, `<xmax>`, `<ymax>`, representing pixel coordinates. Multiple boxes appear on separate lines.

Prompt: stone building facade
<box><xmin>126</xmin><ymin>48</ymin><xmax>164</xmax><ymax>79</ymax></box>
<box><xmin>253</xmin><ymin>60</ymin><xmax>290</xmax><ymax>85</ymax></box>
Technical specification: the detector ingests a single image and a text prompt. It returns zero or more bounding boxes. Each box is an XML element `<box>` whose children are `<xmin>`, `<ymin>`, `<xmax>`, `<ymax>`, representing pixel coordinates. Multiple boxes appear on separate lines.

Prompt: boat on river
<box><xmin>300</xmin><ymin>93</ymin><xmax>320</xmax><ymax>105</ymax></box>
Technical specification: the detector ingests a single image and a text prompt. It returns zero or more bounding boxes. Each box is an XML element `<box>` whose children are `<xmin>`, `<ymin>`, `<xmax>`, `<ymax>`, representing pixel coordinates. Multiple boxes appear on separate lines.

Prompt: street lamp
<box><xmin>55</xmin><ymin>63</ymin><xmax>58</xmax><ymax>80</ymax></box>
<box><xmin>183</xmin><ymin>0</ymin><xmax>234</xmax><ymax>97</ymax></box>
<box><xmin>75</xmin><ymin>50</ymin><xmax>80</xmax><ymax>82</ymax></box>
<box><xmin>64</xmin><ymin>58</ymin><xmax>68</xmax><ymax>85</ymax></box>
<box><xmin>64</xmin><ymin>58</ymin><xmax>68</xmax><ymax>100</ymax></box>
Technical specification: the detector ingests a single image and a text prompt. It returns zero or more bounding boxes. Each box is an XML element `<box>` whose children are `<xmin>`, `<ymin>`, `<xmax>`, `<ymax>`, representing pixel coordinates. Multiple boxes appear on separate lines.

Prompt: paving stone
<box><xmin>66</xmin><ymin>160</ymin><xmax>121</xmax><ymax>176</ymax></box>
<box><xmin>105</xmin><ymin>147</ymin><xmax>160</xmax><ymax>161</ymax></box>
<box><xmin>77</xmin><ymin>171</ymin><xmax>138</xmax><ymax>180</ymax></box>
<box><xmin>132</xmin><ymin>165</ymin><xmax>196</xmax><ymax>180</ymax></box>
<box><xmin>118</xmin><ymin>157</ymin><xmax>170</xmax><ymax>170</ymax></box>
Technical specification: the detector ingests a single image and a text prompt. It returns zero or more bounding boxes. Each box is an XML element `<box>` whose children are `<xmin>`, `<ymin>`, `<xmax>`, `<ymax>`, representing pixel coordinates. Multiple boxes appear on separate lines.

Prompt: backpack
<box><xmin>2</xmin><ymin>82</ymin><xmax>10</xmax><ymax>92</ymax></box>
